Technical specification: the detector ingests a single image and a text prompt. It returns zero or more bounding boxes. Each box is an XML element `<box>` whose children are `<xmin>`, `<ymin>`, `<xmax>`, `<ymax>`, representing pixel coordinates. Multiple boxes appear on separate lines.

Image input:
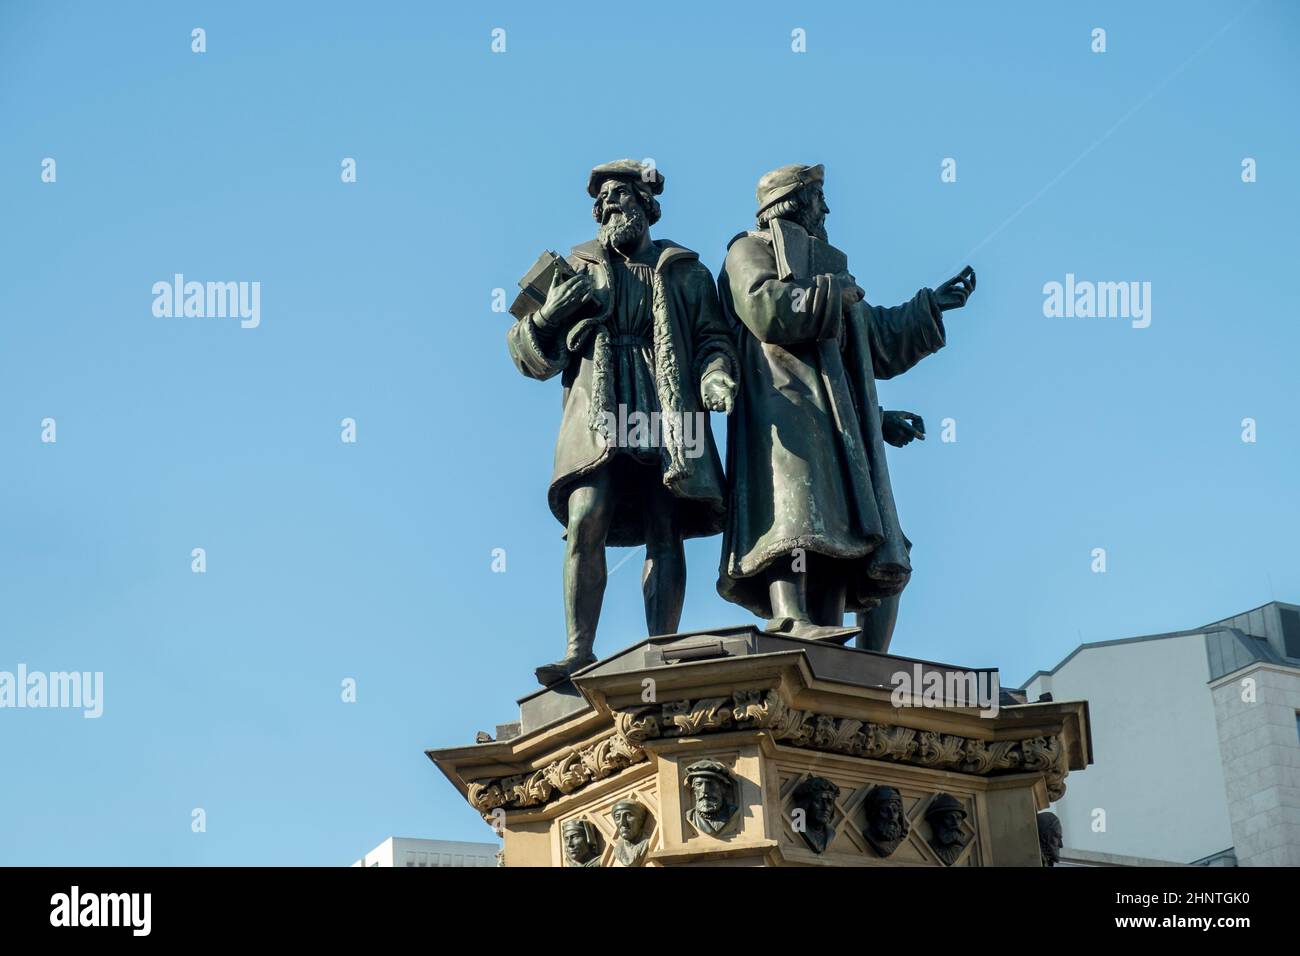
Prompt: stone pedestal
<box><xmin>426</xmin><ymin>626</ymin><xmax>1092</xmax><ymax>867</ymax></box>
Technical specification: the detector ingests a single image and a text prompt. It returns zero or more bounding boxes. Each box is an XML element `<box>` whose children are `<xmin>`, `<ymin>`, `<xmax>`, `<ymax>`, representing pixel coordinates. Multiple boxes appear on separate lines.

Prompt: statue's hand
<box><xmin>834</xmin><ymin>272</ymin><xmax>865</xmax><ymax>313</ymax></box>
<box><xmin>882</xmin><ymin>410</ymin><xmax>925</xmax><ymax>447</ymax></box>
<box><xmin>701</xmin><ymin>369</ymin><xmax>737</xmax><ymax>415</ymax></box>
<box><xmin>933</xmin><ymin>265</ymin><xmax>976</xmax><ymax>312</ymax></box>
<box><xmin>535</xmin><ymin>269</ymin><xmax>593</xmax><ymax>329</ymax></box>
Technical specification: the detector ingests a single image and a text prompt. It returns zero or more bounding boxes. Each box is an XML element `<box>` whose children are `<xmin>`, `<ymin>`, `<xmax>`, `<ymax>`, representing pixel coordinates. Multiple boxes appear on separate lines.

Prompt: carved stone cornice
<box><xmin>466</xmin><ymin>688</ymin><xmax>1071</xmax><ymax>817</ymax></box>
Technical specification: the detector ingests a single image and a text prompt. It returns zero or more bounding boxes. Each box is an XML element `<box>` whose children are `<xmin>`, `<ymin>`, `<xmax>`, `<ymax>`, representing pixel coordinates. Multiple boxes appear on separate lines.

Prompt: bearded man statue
<box><xmin>507</xmin><ymin>160</ymin><xmax>738</xmax><ymax>685</ymax></box>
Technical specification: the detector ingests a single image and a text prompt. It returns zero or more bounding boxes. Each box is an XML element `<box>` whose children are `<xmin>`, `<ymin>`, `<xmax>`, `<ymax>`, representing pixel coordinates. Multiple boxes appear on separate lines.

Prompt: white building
<box><xmin>352</xmin><ymin>836</ymin><xmax>499</xmax><ymax>868</ymax></box>
<box><xmin>1022</xmin><ymin>601</ymin><xmax>1300</xmax><ymax>866</ymax></box>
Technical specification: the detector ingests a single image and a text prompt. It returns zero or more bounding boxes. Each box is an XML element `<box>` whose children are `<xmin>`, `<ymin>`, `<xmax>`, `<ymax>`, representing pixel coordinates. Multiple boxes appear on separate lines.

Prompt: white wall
<box><xmin>1212</xmin><ymin>664</ymin><xmax>1300</xmax><ymax>866</ymax></box>
<box><xmin>353</xmin><ymin>837</ymin><xmax>498</xmax><ymax>867</ymax></box>
<box><xmin>1026</xmin><ymin>632</ymin><xmax>1234</xmax><ymax>862</ymax></box>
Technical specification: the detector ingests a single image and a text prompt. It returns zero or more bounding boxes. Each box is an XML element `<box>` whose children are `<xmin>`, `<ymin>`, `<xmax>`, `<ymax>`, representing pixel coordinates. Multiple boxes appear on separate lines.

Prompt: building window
<box><xmin>1281</xmin><ymin>608</ymin><xmax>1300</xmax><ymax>659</ymax></box>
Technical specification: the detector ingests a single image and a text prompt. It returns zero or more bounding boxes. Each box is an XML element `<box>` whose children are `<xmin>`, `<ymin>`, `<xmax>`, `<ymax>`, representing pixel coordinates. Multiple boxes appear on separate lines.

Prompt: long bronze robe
<box><xmin>717</xmin><ymin>223</ymin><xmax>946</xmax><ymax>617</ymax></box>
<box><xmin>507</xmin><ymin>239</ymin><xmax>737</xmax><ymax>547</ymax></box>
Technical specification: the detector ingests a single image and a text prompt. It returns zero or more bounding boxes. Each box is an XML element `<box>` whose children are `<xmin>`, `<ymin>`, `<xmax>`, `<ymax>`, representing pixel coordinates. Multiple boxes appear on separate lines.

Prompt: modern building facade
<box><xmin>352</xmin><ymin>836</ymin><xmax>499</xmax><ymax>868</ymax></box>
<box><xmin>1022</xmin><ymin>601</ymin><xmax>1300</xmax><ymax>866</ymax></box>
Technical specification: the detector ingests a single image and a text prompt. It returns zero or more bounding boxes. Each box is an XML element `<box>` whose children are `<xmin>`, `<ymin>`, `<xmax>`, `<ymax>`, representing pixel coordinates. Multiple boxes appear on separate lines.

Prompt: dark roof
<box><xmin>1021</xmin><ymin>601</ymin><xmax>1300</xmax><ymax>688</ymax></box>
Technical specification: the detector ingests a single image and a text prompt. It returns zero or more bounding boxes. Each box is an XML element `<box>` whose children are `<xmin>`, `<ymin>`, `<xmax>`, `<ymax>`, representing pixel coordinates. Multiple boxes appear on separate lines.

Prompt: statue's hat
<box><xmin>561</xmin><ymin>818</ymin><xmax>598</xmax><ymax>841</ymax></box>
<box><xmin>587</xmin><ymin>159</ymin><xmax>665</xmax><ymax>198</ymax></box>
<box><xmin>924</xmin><ymin>793</ymin><xmax>967</xmax><ymax>819</ymax></box>
<box><xmin>682</xmin><ymin>759</ymin><xmax>732</xmax><ymax>787</ymax></box>
<box><xmin>756</xmin><ymin>163</ymin><xmax>824</xmax><ymax>214</ymax></box>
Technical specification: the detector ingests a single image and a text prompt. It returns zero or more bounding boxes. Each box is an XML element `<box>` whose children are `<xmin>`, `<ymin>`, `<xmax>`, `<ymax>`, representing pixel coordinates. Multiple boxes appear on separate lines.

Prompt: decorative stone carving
<box><xmin>610</xmin><ymin>799</ymin><xmax>653</xmax><ymax>867</ymax></box>
<box><xmin>466</xmin><ymin>688</ymin><xmax>1072</xmax><ymax>818</ymax></box>
<box><xmin>1037</xmin><ymin>811</ymin><xmax>1063</xmax><ymax>867</ymax></box>
<box><xmin>863</xmin><ymin>785</ymin><xmax>910</xmax><ymax>857</ymax></box>
<box><xmin>682</xmin><ymin>759</ymin><xmax>739</xmax><ymax>836</ymax></box>
<box><xmin>792</xmin><ymin>776</ymin><xmax>840</xmax><ymax>854</ymax></box>
<box><xmin>561</xmin><ymin>819</ymin><xmax>602</xmax><ymax>867</ymax></box>
<box><xmin>664</xmin><ymin>697</ymin><xmax>732</xmax><ymax>736</ymax></box>
<box><xmin>925</xmin><ymin>793</ymin><xmax>971</xmax><ymax>866</ymax></box>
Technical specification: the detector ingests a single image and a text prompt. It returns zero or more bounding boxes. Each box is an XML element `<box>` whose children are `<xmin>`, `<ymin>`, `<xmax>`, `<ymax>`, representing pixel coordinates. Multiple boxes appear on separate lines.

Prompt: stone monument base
<box><xmin>426</xmin><ymin>626</ymin><xmax>1091</xmax><ymax>867</ymax></box>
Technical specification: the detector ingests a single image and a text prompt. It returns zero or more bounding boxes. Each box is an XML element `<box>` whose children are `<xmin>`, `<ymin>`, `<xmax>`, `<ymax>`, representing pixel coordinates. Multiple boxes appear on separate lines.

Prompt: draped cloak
<box><xmin>507</xmin><ymin>239</ymin><xmax>738</xmax><ymax>547</ymax></box>
<box><xmin>716</xmin><ymin>222</ymin><xmax>947</xmax><ymax>618</ymax></box>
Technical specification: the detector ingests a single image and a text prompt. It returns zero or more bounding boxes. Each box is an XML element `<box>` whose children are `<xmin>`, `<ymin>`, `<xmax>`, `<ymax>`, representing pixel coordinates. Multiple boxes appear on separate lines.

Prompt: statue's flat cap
<box><xmin>925</xmin><ymin>793</ymin><xmax>967</xmax><ymax>818</ymax></box>
<box><xmin>756</xmin><ymin>163</ymin><xmax>824</xmax><ymax>214</ymax></box>
<box><xmin>587</xmin><ymin>159</ymin><xmax>664</xmax><ymax>198</ymax></box>
<box><xmin>682</xmin><ymin>759</ymin><xmax>732</xmax><ymax>785</ymax></box>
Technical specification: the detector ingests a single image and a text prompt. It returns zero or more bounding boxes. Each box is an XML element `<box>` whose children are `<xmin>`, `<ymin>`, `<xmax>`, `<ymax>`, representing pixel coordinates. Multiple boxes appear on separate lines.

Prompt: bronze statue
<box><xmin>1037</xmin><ymin>811</ymin><xmax>1063</xmax><ymax>867</ymax></box>
<box><xmin>561</xmin><ymin>818</ymin><xmax>602</xmax><ymax>867</ymax></box>
<box><xmin>507</xmin><ymin>160</ymin><xmax>738</xmax><ymax>685</ymax></box>
<box><xmin>863</xmin><ymin>785</ymin><xmax>910</xmax><ymax>857</ymax></box>
<box><xmin>792</xmin><ymin>776</ymin><xmax>839</xmax><ymax>853</ymax></box>
<box><xmin>925</xmin><ymin>793</ymin><xmax>971</xmax><ymax>866</ymax></box>
<box><xmin>716</xmin><ymin>163</ymin><xmax>975</xmax><ymax>647</ymax></box>
<box><xmin>610</xmin><ymin>799</ymin><xmax>652</xmax><ymax>866</ymax></box>
<box><xmin>682</xmin><ymin>759</ymin><xmax>738</xmax><ymax>836</ymax></box>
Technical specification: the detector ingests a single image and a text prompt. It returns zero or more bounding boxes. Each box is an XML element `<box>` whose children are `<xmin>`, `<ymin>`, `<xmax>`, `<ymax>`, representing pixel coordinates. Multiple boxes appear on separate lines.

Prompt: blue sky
<box><xmin>1</xmin><ymin>1</ymin><xmax>1296</xmax><ymax>865</ymax></box>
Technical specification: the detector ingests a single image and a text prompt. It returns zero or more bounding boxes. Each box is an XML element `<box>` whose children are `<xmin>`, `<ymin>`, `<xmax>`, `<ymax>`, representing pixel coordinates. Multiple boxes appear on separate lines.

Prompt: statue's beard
<box><xmin>599</xmin><ymin>206</ymin><xmax>648</xmax><ymax>252</ymax></box>
<box><xmin>876</xmin><ymin>818</ymin><xmax>905</xmax><ymax>842</ymax></box>
<box><xmin>800</xmin><ymin>209</ymin><xmax>828</xmax><ymax>242</ymax></box>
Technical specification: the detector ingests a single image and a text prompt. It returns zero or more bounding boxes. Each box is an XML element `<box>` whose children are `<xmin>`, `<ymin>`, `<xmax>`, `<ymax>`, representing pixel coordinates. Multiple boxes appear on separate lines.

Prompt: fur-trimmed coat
<box><xmin>716</xmin><ymin>224</ymin><xmax>947</xmax><ymax>618</ymax></box>
<box><xmin>507</xmin><ymin>239</ymin><xmax>737</xmax><ymax>547</ymax></box>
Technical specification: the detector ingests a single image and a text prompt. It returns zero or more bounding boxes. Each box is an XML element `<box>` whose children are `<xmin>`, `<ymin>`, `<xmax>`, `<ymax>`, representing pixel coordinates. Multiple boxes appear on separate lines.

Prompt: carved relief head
<box><xmin>561</xmin><ymin>818</ymin><xmax>601</xmax><ymax>867</ymax></box>
<box><xmin>610</xmin><ymin>799</ymin><xmax>652</xmax><ymax>867</ymax></box>
<box><xmin>682</xmin><ymin>759</ymin><xmax>738</xmax><ymax>836</ymax></box>
<box><xmin>792</xmin><ymin>776</ymin><xmax>840</xmax><ymax>854</ymax></box>
<box><xmin>864</xmin><ymin>785</ymin><xmax>911</xmax><ymax>857</ymax></box>
<box><xmin>924</xmin><ymin>793</ymin><xmax>971</xmax><ymax>866</ymax></box>
<box><xmin>611</xmin><ymin>800</ymin><xmax>648</xmax><ymax>843</ymax></box>
<box><xmin>1037</xmin><ymin>811</ymin><xmax>1063</xmax><ymax>867</ymax></box>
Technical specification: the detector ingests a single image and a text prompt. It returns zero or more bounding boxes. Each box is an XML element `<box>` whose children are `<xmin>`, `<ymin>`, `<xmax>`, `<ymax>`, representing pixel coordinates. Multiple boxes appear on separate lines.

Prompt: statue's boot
<box><xmin>764</xmin><ymin>617</ymin><xmax>857</xmax><ymax>643</ymax></box>
<box><xmin>534</xmin><ymin>638</ymin><xmax>596</xmax><ymax>687</ymax></box>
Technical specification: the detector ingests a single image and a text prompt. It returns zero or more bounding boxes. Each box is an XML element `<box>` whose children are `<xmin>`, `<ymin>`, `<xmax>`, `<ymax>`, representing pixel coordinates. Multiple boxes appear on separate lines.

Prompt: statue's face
<box><xmin>563</xmin><ymin>828</ymin><xmax>592</xmax><ymax>861</ymax></box>
<box><xmin>809</xmin><ymin>790</ymin><xmax>836</xmax><ymax>826</ymax></box>
<box><xmin>936</xmin><ymin>810</ymin><xmax>964</xmax><ymax>845</ymax></box>
<box><xmin>872</xmin><ymin>792</ymin><xmax>906</xmax><ymax>840</ymax></box>
<box><xmin>595</xmin><ymin>179</ymin><xmax>649</xmax><ymax>251</ymax></box>
<box><xmin>1039</xmin><ymin>818</ymin><xmax>1063</xmax><ymax>863</ymax></box>
<box><xmin>692</xmin><ymin>776</ymin><xmax>725</xmax><ymax>815</ymax></box>
<box><xmin>613</xmin><ymin>806</ymin><xmax>645</xmax><ymax>841</ymax></box>
<box><xmin>800</xmin><ymin>185</ymin><xmax>830</xmax><ymax>241</ymax></box>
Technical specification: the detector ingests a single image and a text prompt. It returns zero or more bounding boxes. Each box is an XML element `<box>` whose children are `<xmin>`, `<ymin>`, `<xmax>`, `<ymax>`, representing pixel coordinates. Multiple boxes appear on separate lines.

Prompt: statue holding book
<box><xmin>505</xmin><ymin>160</ymin><xmax>738</xmax><ymax>686</ymax></box>
<box><xmin>715</xmin><ymin>163</ymin><xmax>976</xmax><ymax>648</ymax></box>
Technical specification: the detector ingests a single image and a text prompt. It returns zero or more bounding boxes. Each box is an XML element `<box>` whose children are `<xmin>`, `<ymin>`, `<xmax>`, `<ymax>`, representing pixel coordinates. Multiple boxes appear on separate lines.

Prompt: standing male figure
<box><xmin>716</xmin><ymin>163</ymin><xmax>975</xmax><ymax>647</ymax></box>
<box><xmin>507</xmin><ymin>160</ymin><xmax>738</xmax><ymax>685</ymax></box>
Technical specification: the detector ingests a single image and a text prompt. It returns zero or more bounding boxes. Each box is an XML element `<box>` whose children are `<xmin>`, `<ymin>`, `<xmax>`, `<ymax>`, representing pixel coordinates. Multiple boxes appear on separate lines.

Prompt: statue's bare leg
<box><xmin>641</xmin><ymin>478</ymin><xmax>684</xmax><ymax>636</ymax></box>
<box><xmin>536</xmin><ymin>467</ymin><xmax>615</xmax><ymax>686</ymax></box>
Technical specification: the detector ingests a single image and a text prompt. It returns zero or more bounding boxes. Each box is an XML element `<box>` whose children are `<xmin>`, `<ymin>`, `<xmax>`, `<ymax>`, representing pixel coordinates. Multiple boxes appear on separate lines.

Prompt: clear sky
<box><xmin>1</xmin><ymin>1</ymin><xmax>1296</xmax><ymax>866</ymax></box>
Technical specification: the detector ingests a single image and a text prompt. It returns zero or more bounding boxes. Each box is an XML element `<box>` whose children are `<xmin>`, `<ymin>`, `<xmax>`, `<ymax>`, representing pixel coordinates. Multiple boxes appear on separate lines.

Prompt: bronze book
<box><xmin>508</xmin><ymin>250</ymin><xmax>577</xmax><ymax>320</ymax></box>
